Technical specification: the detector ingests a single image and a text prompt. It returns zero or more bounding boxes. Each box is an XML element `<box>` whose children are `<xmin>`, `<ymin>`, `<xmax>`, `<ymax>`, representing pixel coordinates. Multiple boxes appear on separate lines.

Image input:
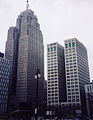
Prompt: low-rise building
<box><xmin>85</xmin><ymin>82</ymin><xmax>93</xmax><ymax>118</ymax></box>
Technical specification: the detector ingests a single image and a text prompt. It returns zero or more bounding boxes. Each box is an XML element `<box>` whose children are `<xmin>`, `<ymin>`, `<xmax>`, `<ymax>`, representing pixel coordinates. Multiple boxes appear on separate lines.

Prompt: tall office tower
<box><xmin>0</xmin><ymin>53</ymin><xmax>10</xmax><ymax>115</ymax></box>
<box><xmin>5</xmin><ymin>1</ymin><xmax>44</xmax><ymax>109</ymax></box>
<box><xmin>64</xmin><ymin>38</ymin><xmax>90</xmax><ymax>113</ymax></box>
<box><xmin>5</xmin><ymin>27</ymin><xmax>19</xmax><ymax>109</ymax></box>
<box><xmin>47</xmin><ymin>43</ymin><xmax>66</xmax><ymax>106</ymax></box>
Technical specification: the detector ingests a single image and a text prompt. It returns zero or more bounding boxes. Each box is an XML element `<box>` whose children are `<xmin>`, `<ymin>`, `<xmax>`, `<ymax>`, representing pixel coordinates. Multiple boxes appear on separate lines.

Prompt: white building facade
<box><xmin>47</xmin><ymin>43</ymin><xmax>66</xmax><ymax>106</ymax></box>
<box><xmin>64</xmin><ymin>38</ymin><xmax>90</xmax><ymax>113</ymax></box>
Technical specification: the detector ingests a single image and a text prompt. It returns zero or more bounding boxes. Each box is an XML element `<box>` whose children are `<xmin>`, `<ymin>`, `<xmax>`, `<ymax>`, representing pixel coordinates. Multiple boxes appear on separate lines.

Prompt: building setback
<box><xmin>5</xmin><ymin>3</ymin><xmax>44</xmax><ymax>110</ymax></box>
<box><xmin>64</xmin><ymin>38</ymin><xmax>90</xmax><ymax>114</ymax></box>
<box><xmin>0</xmin><ymin>53</ymin><xmax>10</xmax><ymax>114</ymax></box>
<box><xmin>47</xmin><ymin>42</ymin><xmax>66</xmax><ymax>106</ymax></box>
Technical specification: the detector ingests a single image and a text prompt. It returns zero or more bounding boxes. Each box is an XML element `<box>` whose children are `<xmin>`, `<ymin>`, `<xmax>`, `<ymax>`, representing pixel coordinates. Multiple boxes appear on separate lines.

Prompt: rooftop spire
<box><xmin>26</xmin><ymin>0</ymin><xmax>29</xmax><ymax>9</ymax></box>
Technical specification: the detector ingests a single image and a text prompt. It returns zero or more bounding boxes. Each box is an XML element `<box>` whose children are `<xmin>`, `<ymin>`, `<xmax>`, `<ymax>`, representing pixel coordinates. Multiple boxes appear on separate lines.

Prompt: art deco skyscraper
<box><xmin>5</xmin><ymin>1</ymin><xmax>44</xmax><ymax>108</ymax></box>
<box><xmin>16</xmin><ymin>5</ymin><xmax>44</xmax><ymax>106</ymax></box>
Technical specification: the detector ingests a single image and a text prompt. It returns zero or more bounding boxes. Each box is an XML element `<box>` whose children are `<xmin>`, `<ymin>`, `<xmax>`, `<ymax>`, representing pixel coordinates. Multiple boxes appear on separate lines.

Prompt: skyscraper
<box><xmin>5</xmin><ymin>1</ymin><xmax>44</xmax><ymax>109</ymax></box>
<box><xmin>0</xmin><ymin>53</ymin><xmax>10</xmax><ymax>115</ymax></box>
<box><xmin>47</xmin><ymin>42</ymin><xmax>66</xmax><ymax>106</ymax></box>
<box><xmin>64</xmin><ymin>38</ymin><xmax>90</xmax><ymax>113</ymax></box>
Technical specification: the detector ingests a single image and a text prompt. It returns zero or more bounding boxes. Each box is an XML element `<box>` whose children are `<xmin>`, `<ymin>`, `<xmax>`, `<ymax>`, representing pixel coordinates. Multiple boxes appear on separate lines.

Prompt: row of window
<box><xmin>48</xmin><ymin>52</ymin><xmax>56</xmax><ymax>55</ymax></box>
<box><xmin>66</xmin><ymin>78</ymin><xmax>78</xmax><ymax>81</ymax></box>
<box><xmin>65</xmin><ymin>42</ymin><xmax>75</xmax><ymax>48</ymax></box>
<box><xmin>48</xmin><ymin>65</ymin><xmax>57</xmax><ymax>69</ymax></box>
<box><xmin>0</xmin><ymin>83</ymin><xmax>8</xmax><ymax>88</ymax></box>
<box><xmin>0</xmin><ymin>59</ymin><xmax>10</xmax><ymax>64</ymax></box>
<box><xmin>48</xmin><ymin>73</ymin><xmax>58</xmax><ymax>76</ymax></box>
<box><xmin>48</xmin><ymin>101</ymin><xmax>58</xmax><ymax>104</ymax></box>
<box><xmin>48</xmin><ymin>84</ymin><xmax>58</xmax><ymax>87</ymax></box>
<box><xmin>65</xmin><ymin>50</ymin><xmax>75</xmax><ymax>54</ymax></box>
<box><xmin>0</xmin><ymin>104</ymin><xmax>7</xmax><ymax>111</ymax></box>
<box><xmin>0</xmin><ymin>91</ymin><xmax>8</xmax><ymax>95</ymax></box>
<box><xmin>48</xmin><ymin>93</ymin><xmax>58</xmax><ymax>96</ymax></box>
<box><xmin>67</xmin><ymin>88</ymin><xmax>79</xmax><ymax>92</ymax></box>
<box><xmin>68</xmin><ymin>99</ymin><xmax>79</xmax><ymax>102</ymax></box>
<box><xmin>47</xmin><ymin>62</ymin><xmax>57</xmax><ymax>65</ymax></box>
<box><xmin>0</xmin><ymin>67</ymin><xmax>10</xmax><ymax>72</ymax></box>
<box><xmin>48</xmin><ymin>87</ymin><xmax>58</xmax><ymax>90</ymax></box>
<box><xmin>48</xmin><ymin>75</ymin><xmax>58</xmax><ymax>77</ymax></box>
<box><xmin>48</xmin><ymin>46</ymin><xmax>56</xmax><ymax>52</ymax></box>
<box><xmin>67</xmin><ymin>82</ymin><xmax>78</xmax><ymax>85</ymax></box>
<box><xmin>67</xmin><ymin>72</ymin><xmax>78</xmax><ymax>75</ymax></box>
<box><xmin>86</xmin><ymin>85</ymin><xmax>93</xmax><ymax>92</ymax></box>
<box><xmin>48</xmin><ymin>97</ymin><xmax>58</xmax><ymax>100</ymax></box>
<box><xmin>66</xmin><ymin>62</ymin><xmax>77</xmax><ymax>66</ymax></box>
<box><xmin>0</xmin><ymin>71</ymin><xmax>9</xmax><ymax>75</ymax></box>
<box><xmin>65</xmin><ymin>54</ymin><xmax>76</xmax><ymax>58</ymax></box>
<box><xmin>67</xmin><ymin>75</ymin><xmax>78</xmax><ymax>78</ymax></box>
<box><xmin>66</xmin><ymin>57</ymin><xmax>76</xmax><ymax>60</ymax></box>
<box><xmin>66</xmin><ymin>65</ymin><xmax>77</xmax><ymax>69</ymax></box>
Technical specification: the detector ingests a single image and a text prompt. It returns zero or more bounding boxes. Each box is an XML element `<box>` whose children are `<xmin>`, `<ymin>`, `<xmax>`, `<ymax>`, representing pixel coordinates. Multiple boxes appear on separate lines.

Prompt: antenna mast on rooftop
<box><xmin>26</xmin><ymin>0</ymin><xmax>29</xmax><ymax>9</ymax></box>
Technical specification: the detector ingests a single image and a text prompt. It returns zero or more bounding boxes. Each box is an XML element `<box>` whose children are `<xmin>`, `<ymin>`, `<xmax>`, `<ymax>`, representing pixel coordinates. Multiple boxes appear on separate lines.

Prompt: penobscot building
<box><xmin>64</xmin><ymin>38</ymin><xmax>90</xmax><ymax>113</ymax></box>
<box><xmin>5</xmin><ymin>2</ymin><xmax>44</xmax><ymax>110</ymax></box>
<box><xmin>47</xmin><ymin>42</ymin><xmax>66</xmax><ymax>106</ymax></box>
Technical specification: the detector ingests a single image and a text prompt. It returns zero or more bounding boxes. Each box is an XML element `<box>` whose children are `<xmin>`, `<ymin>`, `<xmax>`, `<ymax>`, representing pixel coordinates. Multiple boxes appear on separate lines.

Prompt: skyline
<box><xmin>0</xmin><ymin>0</ymin><xmax>93</xmax><ymax>80</ymax></box>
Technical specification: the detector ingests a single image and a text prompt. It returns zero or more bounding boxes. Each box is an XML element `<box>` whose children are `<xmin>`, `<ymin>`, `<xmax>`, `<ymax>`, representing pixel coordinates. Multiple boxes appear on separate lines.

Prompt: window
<box><xmin>51</xmin><ymin>47</ymin><xmax>53</xmax><ymax>51</ymax></box>
<box><xmin>72</xmin><ymin>42</ymin><xmax>75</xmax><ymax>47</ymax></box>
<box><xmin>65</xmin><ymin>44</ymin><xmax>68</xmax><ymax>48</ymax></box>
<box><xmin>69</xmin><ymin>43</ymin><xmax>71</xmax><ymax>47</ymax></box>
<box><xmin>54</xmin><ymin>46</ymin><xmax>56</xmax><ymax>51</ymax></box>
<box><xmin>48</xmin><ymin>48</ymin><xmax>50</xmax><ymax>52</ymax></box>
<box><xmin>76</xmin><ymin>99</ymin><xmax>79</xmax><ymax>102</ymax></box>
<box><xmin>90</xmin><ymin>86</ymin><xmax>92</xmax><ymax>92</ymax></box>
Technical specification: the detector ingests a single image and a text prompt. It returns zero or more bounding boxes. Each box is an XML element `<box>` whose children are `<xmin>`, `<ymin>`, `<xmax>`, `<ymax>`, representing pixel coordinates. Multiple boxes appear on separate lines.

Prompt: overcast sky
<box><xmin>0</xmin><ymin>0</ymin><xmax>93</xmax><ymax>80</ymax></box>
